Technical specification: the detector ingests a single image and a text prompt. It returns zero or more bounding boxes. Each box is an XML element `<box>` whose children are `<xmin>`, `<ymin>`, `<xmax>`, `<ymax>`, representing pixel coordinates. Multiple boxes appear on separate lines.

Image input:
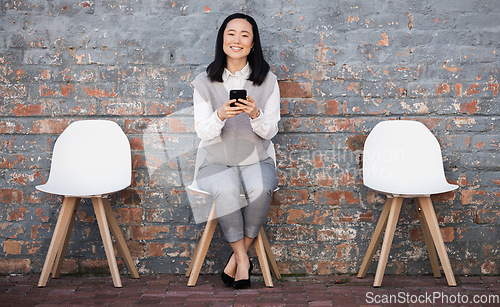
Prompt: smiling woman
<box><xmin>222</xmin><ymin>18</ymin><xmax>254</xmax><ymax>73</ymax></box>
<box><xmin>190</xmin><ymin>13</ymin><xmax>280</xmax><ymax>289</ymax></box>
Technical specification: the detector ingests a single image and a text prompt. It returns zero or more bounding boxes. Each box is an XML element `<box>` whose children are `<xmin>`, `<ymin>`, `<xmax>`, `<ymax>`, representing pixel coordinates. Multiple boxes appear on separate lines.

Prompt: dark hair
<box><xmin>207</xmin><ymin>13</ymin><xmax>270</xmax><ymax>86</ymax></box>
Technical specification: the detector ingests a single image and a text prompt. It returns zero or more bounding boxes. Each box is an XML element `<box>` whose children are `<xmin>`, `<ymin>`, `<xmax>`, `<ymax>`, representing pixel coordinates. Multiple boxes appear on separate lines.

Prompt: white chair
<box><xmin>36</xmin><ymin>120</ymin><xmax>139</xmax><ymax>288</ymax></box>
<box><xmin>185</xmin><ymin>142</ymin><xmax>281</xmax><ymax>287</ymax></box>
<box><xmin>357</xmin><ymin>120</ymin><xmax>458</xmax><ymax>287</ymax></box>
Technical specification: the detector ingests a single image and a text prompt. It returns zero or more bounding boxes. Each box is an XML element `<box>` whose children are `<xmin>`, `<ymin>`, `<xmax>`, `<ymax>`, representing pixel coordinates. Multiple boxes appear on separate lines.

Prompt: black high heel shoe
<box><xmin>233</xmin><ymin>259</ymin><xmax>253</xmax><ymax>289</ymax></box>
<box><xmin>221</xmin><ymin>252</ymin><xmax>234</xmax><ymax>287</ymax></box>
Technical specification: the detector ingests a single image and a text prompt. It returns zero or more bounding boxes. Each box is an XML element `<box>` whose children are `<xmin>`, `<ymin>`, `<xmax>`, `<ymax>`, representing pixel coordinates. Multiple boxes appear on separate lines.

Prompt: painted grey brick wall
<box><xmin>0</xmin><ymin>0</ymin><xmax>498</xmax><ymax>276</ymax></box>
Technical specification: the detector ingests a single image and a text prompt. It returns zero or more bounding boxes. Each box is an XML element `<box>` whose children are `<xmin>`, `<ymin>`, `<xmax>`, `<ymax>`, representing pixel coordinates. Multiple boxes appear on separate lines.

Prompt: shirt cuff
<box><xmin>250</xmin><ymin>108</ymin><xmax>262</xmax><ymax>122</ymax></box>
<box><xmin>212</xmin><ymin>110</ymin><xmax>226</xmax><ymax>125</ymax></box>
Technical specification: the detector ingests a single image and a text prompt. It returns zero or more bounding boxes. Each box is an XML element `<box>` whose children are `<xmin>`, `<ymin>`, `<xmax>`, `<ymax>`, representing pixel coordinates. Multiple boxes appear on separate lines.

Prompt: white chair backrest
<box><xmin>36</xmin><ymin>120</ymin><xmax>131</xmax><ymax>197</ymax></box>
<box><xmin>363</xmin><ymin>120</ymin><xmax>458</xmax><ymax>196</ymax></box>
<box><xmin>188</xmin><ymin>142</ymin><xmax>277</xmax><ymax>194</ymax></box>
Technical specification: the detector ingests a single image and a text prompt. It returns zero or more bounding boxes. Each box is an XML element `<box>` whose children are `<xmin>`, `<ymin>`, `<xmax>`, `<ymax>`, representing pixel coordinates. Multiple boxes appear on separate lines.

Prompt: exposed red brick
<box><xmin>11</xmin><ymin>103</ymin><xmax>46</xmax><ymax>116</ymax></box>
<box><xmin>465</xmin><ymin>83</ymin><xmax>480</xmax><ymax>96</ymax></box>
<box><xmin>59</xmin><ymin>259</ymin><xmax>78</xmax><ymax>274</ymax></box>
<box><xmin>131</xmin><ymin>153</ymin><xmax>147</xmax><ymax>170</ymax></box>
<box><xmin>31</xmin><ymin>119</ymin><xmax>70</xmax><ymax>134</ymax></box>
<box><xmin>83</xmin><ymin>85</ymin><xmax>118</xmax><ymax>98</ymax></box>
<box><xmin>39</xmin><ymin>84</ymin><xmax>74</xmax><ymax>97</ymax></box>
<box><xmin>80</xmin><ymin>259</ymin><xmax>123</xmax><ymax>273</ymax></box>
<box><xmin>286</xmin><ymin>209</ymin><xmax>309</xmax><ymax>224</ymax></box>
<box><xmin>7</xmin><ymin>207</ymin><xmax>27</xmax><ymax>221</ymax></box>
<box><xmin>436</xmin><ymin>83</ymin><xmax>450</xmax><ymax>95</ymax></box>
<box><xmin>358</xmin><ymin>210</ymin><xmax>375</xmax><ymax>222</ymax></box>
<box><xmin>431</xmin><ymin>190</ymin><xmax>457</xmax><ymax>203</ymax></box>
<box><xmin>127</xmin><ymin>241</ymin><xmax>144</xmax><ymax>258</ymax></box>
<box><xmin>462</xmin><ymin>190</ymin><xmax>486</xmax><ymax>205</ymax></box>
<box><xmin>441</xmin><ymin>226</ymin><xmax>455</xmax><ymax>242</ymax></box>
<box><xmin>130</xmin><ymin>225</ymin><xmax>170</xmax><ymax>240</ymax></box>
<box><xmin>3</xmin><ymin>240</ymin><xmax>22</xmax><ymax>255</ymax></box>
<box><xmin>377</xmin><ymin>33</ymin><xmax>389</xmax><ymax>46</ymax></box>
<box><xmin>487</xmin><ymin>83</ymin><xmax>498</xmax><ymax>96</ymax></box>
<box><xmin>278</xmin><ymin>81</ymin><xmax>312</xmax><ymax>98</ymax></box>
<box><xmin>0</xmin><ymin>189</ymin><xmax>23</xmax><ymax>204</ymax></box>
<box><xmin>31</xmin><ymin>224</ymin><xmax>41</xmax><ymax>240</ymax></box>
<box><xmin>409</xmin><ymin>228</ymin><xmax>423</xmax><ymax>241</ymax></box>
<box><xmin>121</xmin><ymin>189</ymin><xmax>142</xmax><ymax>205</ymax></box>
<box><xmin>317</xmin><ymin>190</ymin><xmax>359</xmax><ymax>205</ymax></box>
<box><xmin>0</xmin><ymin>155</ymin><xmax>24</xmax><ymax>168</ymax></box>
<box><xmin>0</xmin><ymin>259</ymin><xmax>31</xmax><ymax>274</ymax></box>
<box><xmin>460</xmin><ymin>100</ymin><xmax>479</xmax><ymax>114</ymax></box>
<box><xmin>146</xmin><ymin>242</ymin><xmax>172</xmax><ymax>257</ymax></box>
<box><xmin>114</xmin><ymin>208</ymin><xmax>143</xmax><ymax>224</ymax></box>
<box><xmin>129</xmin><ymin>137</ymin><xmax>144</xmax><ymax>151</ymax></box>
<box><xmin>338</xmin><ymin>172</ymin><xmax>355</xmax><ymax>186</ymax></box>
<box><xmin>346</xmin><ymin>135</ymin><xmax>367</xmax><ymax>151</ymax></box>
<box><xmin>366</xmin><ymin>192</ymin><xmax>385</xmax><ymax>205</ymax></box>
<box><xmin>346</xmin><ymin>82</ymin><xmax>360</xmax><ymax>93</ymax></box>
<box><xmin>324</xmin><ymin>99</ymin><xmax>339</xmax><ymax>115</ymax></box>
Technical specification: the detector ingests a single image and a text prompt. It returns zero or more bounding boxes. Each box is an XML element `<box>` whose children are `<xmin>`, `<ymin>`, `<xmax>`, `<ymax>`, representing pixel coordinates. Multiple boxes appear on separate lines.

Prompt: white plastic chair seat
<box><xmin>36</xmin><ymin>120</ymin><xmax>131</xmax><ymax>197</ymax></box>
<box><xmin>363</xmin><ymin>120</ymin><xmax>458</xmax><ymax>196</ymax></box>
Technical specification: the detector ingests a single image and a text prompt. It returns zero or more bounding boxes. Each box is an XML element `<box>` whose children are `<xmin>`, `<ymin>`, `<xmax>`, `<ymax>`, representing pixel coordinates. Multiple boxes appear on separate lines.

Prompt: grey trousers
<box><xmin>196</xmin><ymin>157</ymin><xmax>278</xmax><ymax>243</ymax></box>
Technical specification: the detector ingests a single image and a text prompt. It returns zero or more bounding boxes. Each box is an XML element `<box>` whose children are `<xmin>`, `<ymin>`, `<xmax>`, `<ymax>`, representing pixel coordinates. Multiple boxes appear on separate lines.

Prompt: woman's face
<box><xmin>223</xmin><ymin>18</ymin><xmax>254</xmax><ymax>62</ymax></box>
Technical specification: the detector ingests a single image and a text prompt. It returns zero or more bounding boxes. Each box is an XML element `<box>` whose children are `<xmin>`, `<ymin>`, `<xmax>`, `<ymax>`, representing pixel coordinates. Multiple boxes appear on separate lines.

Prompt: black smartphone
<box><xmin>229</xmin><ymin>89</ymin><xmax>247</xmax><ymax>107</ymax></box>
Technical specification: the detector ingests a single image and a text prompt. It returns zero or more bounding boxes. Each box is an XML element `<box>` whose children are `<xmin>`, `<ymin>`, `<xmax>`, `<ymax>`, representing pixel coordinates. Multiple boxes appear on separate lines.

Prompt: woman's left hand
<box><xmin>236</xmin><ymin>96</ymin><xmax>260</xmax><ymax>119</ymax></box>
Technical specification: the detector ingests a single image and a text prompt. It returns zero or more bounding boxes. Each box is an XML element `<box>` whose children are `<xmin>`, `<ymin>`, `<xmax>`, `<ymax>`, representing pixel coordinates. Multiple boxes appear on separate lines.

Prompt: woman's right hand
<box><xmin>217</xmin><ymin>99</ymin><xmax>244</xmax><ymax>121</ymax></box>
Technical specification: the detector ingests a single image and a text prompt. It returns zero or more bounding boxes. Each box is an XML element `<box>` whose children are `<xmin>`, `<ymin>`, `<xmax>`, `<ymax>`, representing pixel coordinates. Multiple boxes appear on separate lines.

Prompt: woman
<box><xmin>191</xmin><ymin>13</ymin><xmax>280</xmax><ymax>289</ymax></box>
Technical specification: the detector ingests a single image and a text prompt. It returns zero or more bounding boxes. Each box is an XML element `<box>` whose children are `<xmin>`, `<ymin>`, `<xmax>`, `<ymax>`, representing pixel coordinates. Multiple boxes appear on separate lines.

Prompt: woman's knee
<box><xmin>245</xmin><ymin>182</ymin><xmax>275</xmax><ymax>200</ymax></box>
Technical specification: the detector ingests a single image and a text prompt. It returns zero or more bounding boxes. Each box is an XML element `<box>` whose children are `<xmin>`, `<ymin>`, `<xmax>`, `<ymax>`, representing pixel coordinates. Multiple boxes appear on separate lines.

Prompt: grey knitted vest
<box><xmin>192</xmin><ymin>71</ymin><xmax>277</xmax><ymax>166</ymax></box>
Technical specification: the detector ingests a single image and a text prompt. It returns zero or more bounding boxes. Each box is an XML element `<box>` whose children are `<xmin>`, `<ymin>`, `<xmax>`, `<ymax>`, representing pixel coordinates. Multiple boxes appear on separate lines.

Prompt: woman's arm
<box><xmin>193</xmin><ymin>89</ymin><xmax>225</xmax><ymax>141</ymax></box>
<box><xmin>250</xmin><ymin>82</ymin><xmax>281</xmax><ymax>140</ymax></box>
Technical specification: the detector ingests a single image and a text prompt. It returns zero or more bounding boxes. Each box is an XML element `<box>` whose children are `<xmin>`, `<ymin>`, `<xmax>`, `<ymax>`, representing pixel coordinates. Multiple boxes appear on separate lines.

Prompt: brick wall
<box><xmin>0</xmin><ymin>1</ymin><xmax>498</xmax><ymax>277</ymax></box>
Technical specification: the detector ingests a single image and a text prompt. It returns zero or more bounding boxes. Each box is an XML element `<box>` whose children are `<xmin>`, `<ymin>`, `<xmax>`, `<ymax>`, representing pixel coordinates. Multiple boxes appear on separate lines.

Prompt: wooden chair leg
<box><xmin>373</xmin><ymin>197</ymin><xmax>403</xmax><ymax>287</ymax></box>
<box><xmin>185</xmin><ymin>243</ymin><xmax>199</xmax><ymax>278</ymax></box>
<box><xmin>101</xmin><ymin>197</ymin><xmax>140</xmax><ymax>279</ymax></box>
<box><xmin>52</xmin><ymin>198</ymin><xmax>81</xmax><ymax>278</ymax></box>
<box><xmin>357</xmin><ymin>197</ymin><xmax>392</xmax><ymax>278</ymax></box>
<box><xmin>92</xmin><ymin>197</ymin><xmax>122</xmax><ymax>288</ymax></box>
<box><xmin>254</xmin><ymin>231</ymin><xmax>273</xmax><ymax>287</ymax></box>
<box><xmin>418</xmin><ymin>197</ymin><xmax>457</xmax><ymax>286</ymax></box>
<box><xmin>38</xmin><ymin>197</ymin><xmax>79</xmax><ymax>287</ymax></box>
<box><xmin>187</xmin><ymin>204</ymin><xmax>218</xmax><ymax>287</ymax></box>
<box><xmin>259</xmin><ymin>227</ymin><xmax>281</xmax><ymax>279</ymax></box>
<box><xmin>185</xmin><ymin>203</ymin><xmax>218</xmax><ymax>278</ymax></box>
<box><xmin>414</xmin><ymin>198</ymin><xmax>441</xmax><ymax>278</ymax></box>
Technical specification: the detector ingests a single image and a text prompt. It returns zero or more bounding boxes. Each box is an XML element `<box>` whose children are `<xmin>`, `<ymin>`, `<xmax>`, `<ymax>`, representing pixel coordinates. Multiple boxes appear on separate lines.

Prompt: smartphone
<box><xmin>229</xmin><ymin>89</ymin><xmax>247</xmax><ymax>107</ymax></box>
